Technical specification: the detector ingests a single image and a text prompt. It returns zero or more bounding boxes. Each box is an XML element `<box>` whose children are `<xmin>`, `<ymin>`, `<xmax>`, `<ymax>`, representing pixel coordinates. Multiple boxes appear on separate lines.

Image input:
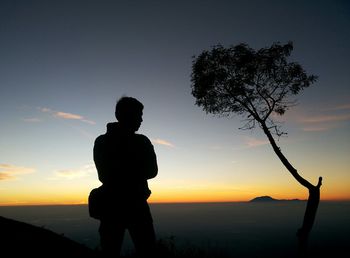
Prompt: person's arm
<box><xmin>137</xmin><ymin>136</ymin><xmax>158</xmax><ymax>179</ymax></box>
<box><xmin>93</xmin><ymin>136</ymin><xmax>109</xmax><ymax>184</ymax></box>
<box><xmin>145</xmin><ymin>141</ymin><xmax>158</xmax><ymax>179</ymax></box>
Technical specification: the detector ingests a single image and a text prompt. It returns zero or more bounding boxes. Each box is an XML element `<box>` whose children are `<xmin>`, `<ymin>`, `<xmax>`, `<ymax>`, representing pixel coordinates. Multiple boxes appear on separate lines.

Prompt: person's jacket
<box><xmin>93</xmin><ymin>122</ymin><xmax>158</xmax><ymax>201</ymax></box>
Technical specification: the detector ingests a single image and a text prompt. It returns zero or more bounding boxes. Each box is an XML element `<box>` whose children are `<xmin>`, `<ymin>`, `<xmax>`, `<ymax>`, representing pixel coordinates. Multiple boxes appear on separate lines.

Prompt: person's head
<box><xmin>115</xmin><ymin>96</ymin><xmax>144</xmax><ymax>132</ymax></box>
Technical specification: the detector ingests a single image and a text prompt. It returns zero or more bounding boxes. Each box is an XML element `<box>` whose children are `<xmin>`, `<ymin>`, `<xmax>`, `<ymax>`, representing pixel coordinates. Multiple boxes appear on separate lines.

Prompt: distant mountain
<box><xmin>0</xmin><ymin>215</ymin><xmax>98</xmax><ymax>257</ymax></box>
<box><xmin>249</xmin><ymin>196</ymin><xmax>301</xmax><ymax>202</ymax></box>
<box><xmin>250</xmin><ymin>196</ymin><xmax>278</xmax><ymax>202</ymax></box>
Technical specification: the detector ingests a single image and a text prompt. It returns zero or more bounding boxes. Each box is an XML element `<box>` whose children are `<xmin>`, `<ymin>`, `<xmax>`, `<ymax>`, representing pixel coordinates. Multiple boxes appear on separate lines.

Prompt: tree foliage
<box><xmin>191</xmin><ymin>42</ymin><xmax>321</xmax><ymax>253</ymax></box>
<box><xmin>191</xmin><ymin>42</ymin><xmax>317</xmax><ymax>136</ymax></box>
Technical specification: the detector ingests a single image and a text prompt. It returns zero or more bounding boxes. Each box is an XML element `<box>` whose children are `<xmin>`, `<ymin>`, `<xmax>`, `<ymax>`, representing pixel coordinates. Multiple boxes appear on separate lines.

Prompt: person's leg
<box><xmin>99</xmin><ymin>220</ymin><xmax>125</xmax><ymax>257</ymax></box>
<box><xmin>129</xmin><ymin>220</ymin><xmax>156</xmax><ymax>257</ymax></box>
<box><xmin>127</xmin><ymin>200</ymin><xmax>156</xmax><ymax>257</ymax></box>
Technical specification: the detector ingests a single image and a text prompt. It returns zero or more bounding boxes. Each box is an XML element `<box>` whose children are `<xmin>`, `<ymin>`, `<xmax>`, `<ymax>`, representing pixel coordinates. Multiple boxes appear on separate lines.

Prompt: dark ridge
<box><xmin>249</xmin><ymin>196</ymin><xmax>302</xmax><ymax>202</ymax></box>
<box><xmin>250</xmin><ymin>196</ymin><xmax>278</xmax><ymax>202</ymax></box>
<box><xmin>0</xmin><ymin>215</ymin><xmax>98</xmax><ymax>257</ymax></box>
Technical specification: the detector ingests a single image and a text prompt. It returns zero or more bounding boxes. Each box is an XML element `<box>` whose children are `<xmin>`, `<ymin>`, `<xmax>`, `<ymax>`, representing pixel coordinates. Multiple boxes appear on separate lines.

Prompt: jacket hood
<box><xmin>106</xmin><ymin>122</ymin><xmax>119</xmax><ymax>134</ymax></box>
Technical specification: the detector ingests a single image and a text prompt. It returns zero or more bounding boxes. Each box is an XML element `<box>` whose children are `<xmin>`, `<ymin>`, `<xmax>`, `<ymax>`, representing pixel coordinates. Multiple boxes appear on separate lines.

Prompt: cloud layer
<box><xmin>51</xmin><ymin>164</ymin><xmax>96</xmax><ymax>180</ymax></box>
<box><xmin>151</xmin><ymin>138</ymin><xmax>175</xmax><ymax>148</ymax></box>
<box><xmin>244</xmin><ymin>137</ymin><xmax>269</xmax><ymax>148</ymax></box>
<box><xmin>298</xmin><ymin>102</ymin><xmax>350</xmax><ymax>132</ymax></box>
<box><xmin>38</xmin><ymin>107</ymin><xmax>95</xmax><ymax>124</ymax></box>
<box><xmin>0</xmin><ymin>164</ymin><xmax>35</xmax><ymax>180</ymax></box>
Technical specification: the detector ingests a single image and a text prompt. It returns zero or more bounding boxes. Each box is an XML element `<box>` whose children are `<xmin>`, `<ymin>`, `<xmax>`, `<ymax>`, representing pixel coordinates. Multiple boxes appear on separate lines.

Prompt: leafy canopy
<box><xmin>191</xmin><ymin>42</ymin><xmax>317</xmax><ymax>135</ymax></box>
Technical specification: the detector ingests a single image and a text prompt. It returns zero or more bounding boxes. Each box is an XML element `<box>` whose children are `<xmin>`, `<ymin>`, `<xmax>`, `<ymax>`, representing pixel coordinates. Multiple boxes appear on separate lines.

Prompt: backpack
<box><xmin>88</xmin><ymin>185</ymin><xmax>106</xmax><ymax>220</ymax></box>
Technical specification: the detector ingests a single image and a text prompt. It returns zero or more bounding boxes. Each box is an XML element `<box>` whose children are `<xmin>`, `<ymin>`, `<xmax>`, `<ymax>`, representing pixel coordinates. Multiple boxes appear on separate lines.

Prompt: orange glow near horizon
<box><xmin>1</xmin><ymin>187</ymin><xmax>349</xmax><ymax>206</ymax></box>
<box><xmin>1</xmin><ymin>171</ymin><xmax>349</xmax><ymax>206</ymax></box>
<box><xmin>1</xmin><ymin>197</ymin><xmax>349</xmax><ymax>207</ymax></box>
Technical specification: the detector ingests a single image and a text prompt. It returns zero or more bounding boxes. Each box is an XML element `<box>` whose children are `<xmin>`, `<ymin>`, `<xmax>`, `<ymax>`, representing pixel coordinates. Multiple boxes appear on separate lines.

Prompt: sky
<box><xmin>0</xmin><ymin>0</ymin><xmax>349</xmax><ymax>205</ymax></box>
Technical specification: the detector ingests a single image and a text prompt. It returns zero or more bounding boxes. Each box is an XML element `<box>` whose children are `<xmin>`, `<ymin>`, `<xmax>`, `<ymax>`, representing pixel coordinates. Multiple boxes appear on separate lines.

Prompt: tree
<box><xmin>191</xmin><ymin>41</ymin><xmax>322</xmax><ymax>253</ymax></box>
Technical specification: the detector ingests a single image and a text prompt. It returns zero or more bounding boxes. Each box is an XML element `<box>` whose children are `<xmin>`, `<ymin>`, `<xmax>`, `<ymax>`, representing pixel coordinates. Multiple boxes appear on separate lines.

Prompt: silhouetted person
<box><xmin>93</xmin><ymin>97</ymin><xmax>158</xmax><ymax>257</ymax></box>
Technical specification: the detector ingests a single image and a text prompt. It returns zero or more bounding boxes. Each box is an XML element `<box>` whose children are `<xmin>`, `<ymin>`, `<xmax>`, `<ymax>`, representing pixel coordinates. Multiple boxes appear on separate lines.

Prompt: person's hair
<box><xmin>115</xmin><ymin>96</ymin><xmax>143</xmax><ymax>121</ymax></box>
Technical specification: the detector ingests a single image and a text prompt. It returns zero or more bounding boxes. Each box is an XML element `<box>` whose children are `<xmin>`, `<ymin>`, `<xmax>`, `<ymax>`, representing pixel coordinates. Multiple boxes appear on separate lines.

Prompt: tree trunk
<box><xmin>297</xmin><ymin>180</ymin><xmax>322</xmax><ymax>254</ymax></box>
<box><xmin>261</xmin><ymin>123</ymin><xmax>322</xmax><ymax>254</ymax></box>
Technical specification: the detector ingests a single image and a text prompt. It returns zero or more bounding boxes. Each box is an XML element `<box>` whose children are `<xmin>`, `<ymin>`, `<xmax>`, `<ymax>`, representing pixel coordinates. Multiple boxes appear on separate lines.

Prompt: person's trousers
<box><xmin>99</xmin><ymin>201</ymin><xmax>156</xmax><ymax>257</ymax></box>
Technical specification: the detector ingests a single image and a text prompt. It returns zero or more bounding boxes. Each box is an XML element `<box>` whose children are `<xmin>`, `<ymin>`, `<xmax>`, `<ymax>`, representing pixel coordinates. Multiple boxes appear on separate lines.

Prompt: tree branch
<box><xmin>260</xmin><ymin>121</ymin><xmax>314</xmax><ymax>189</ymax></box>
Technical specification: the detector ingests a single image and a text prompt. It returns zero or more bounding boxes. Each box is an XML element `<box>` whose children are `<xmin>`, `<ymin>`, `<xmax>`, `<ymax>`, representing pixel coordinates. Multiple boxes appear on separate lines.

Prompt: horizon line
<box><xmin>1</xmin><ymin>198</ymin><xmax>349</xmax><ymax>207</ymax></box>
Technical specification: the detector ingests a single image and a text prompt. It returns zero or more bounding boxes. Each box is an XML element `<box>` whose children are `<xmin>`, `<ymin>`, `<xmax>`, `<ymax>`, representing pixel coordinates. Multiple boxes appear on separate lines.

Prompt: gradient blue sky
<box><xmin>0</xmin><ymin>0</ymin><xmax>349</xmax><ymax>204</ymax></box>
